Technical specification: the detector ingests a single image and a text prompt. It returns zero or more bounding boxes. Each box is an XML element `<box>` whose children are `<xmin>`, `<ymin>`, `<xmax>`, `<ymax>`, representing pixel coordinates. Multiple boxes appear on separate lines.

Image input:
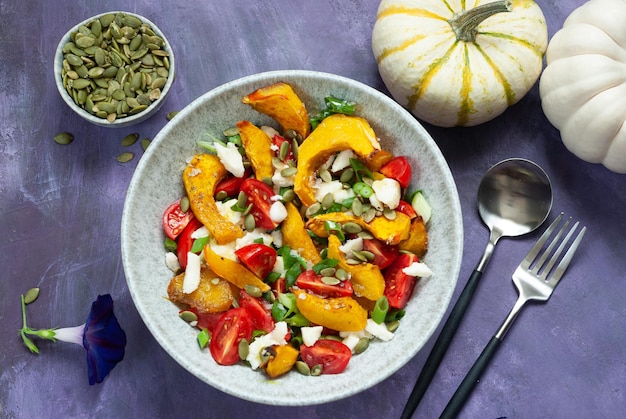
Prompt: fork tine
<box><xmin>521</xmin><ymin>212</ymin><xmax>564</xmax><ymax>270</ymax></box>
<box><xmin>533</xmin><ymin>216</ymin><xmax>571</xmax><ymax>273</ymax></box>
<box><xmin>547</xmin><ymin>224</ymin><xmax>586</xmax><ymax>287</ymax></box>
<box><xmin>540</xmin><ymin>220</ymin><xmax>578</xmax><ymax>279</ymax></box>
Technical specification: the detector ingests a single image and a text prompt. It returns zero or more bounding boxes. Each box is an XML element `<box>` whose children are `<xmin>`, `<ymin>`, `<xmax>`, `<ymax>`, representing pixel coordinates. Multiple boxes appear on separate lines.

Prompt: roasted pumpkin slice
<box><xmin>281</xmin><ymin>202</ymin><xmax>321</xmax><ymax>263</ymax></box>
<box><xmin>263</xmin><ymin>344</ymin><xmax>300</xmax><ymax>378</ymax></box>
<box><xmin>203</xmin><ymin>244</ymin><xmax>271</xmax><ymax>293</ymax></box>
<box><xmin>236</xmin><ymin>120</ymin><xmax>274</xmax><ymax>180</ymax></box>
<box><xmin>327</xmin><ymin>235</ymin><xmax>384</xmax><ymax>301</ymax></box>
<box><xmin>183</xmin><ymin>154</ymin><xmax>244</xmax><ymax>244</ymax></box>
<box><xmin>398</xmin><ymin>216</ymin><xmax>429</xmax><ymax>259</ymax></box>
<box><xmin>167</xmin><ymin>266</ymin><xmax>234</xmax><ymax>314</ymax></box>
<box><xmin>242</xmin><ymin>82</ymin><xmax>310</xmax><ymax>139</ymax></box>
<box><xmin>294</xmin><ymin>114</ymin><xmax>393</xmax><ymax>206</ymax></box>
<box><xmin>305</xmin><ymin>211</ymin><xmax>411</xmax><ymax>245</ymax></box>
<box><xmin>293</xmin><ymin>289</ymin><xmax>367</xmax><ymax>332</ymax></box>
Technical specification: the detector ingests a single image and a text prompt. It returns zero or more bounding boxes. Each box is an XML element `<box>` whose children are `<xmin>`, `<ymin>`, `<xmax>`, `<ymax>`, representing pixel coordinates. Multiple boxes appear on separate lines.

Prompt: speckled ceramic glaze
<box><xmin>121</xmin><ymin>70</ymin><xmax>463</xmax><ymax>405</ymax></box>
<box><xmin>54</xmin><ymin>11</ymin><xmax>175</xmax><ymax>128</ymax></box>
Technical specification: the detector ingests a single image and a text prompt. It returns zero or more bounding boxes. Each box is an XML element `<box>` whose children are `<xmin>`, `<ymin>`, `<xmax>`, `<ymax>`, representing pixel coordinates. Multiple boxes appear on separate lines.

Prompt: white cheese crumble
<box><xmin>165</xmin><ymin>252</ymin><xmax>180</xmax><ymax>273</ymax></box>
<box><xmin>301</xmin><ymin>326</ymin><xmax>323</xmax><ymax>347</ymax></box>
<box><xmin>246</xmin><ymin>321</ymin><xmax>288</xmax><ymax>370</ymax></box>
<box><xmin>269</xmin><ymin>201</ymin><xmax>288</xmax><ymax>223</ymax></box>
<box><xmin>411</xmin><ymin>191</ymin><xmax>432</xmax><ymax>224</ymax></box>
<box><xmin>214</xmin><ymin>142</ymin><xmax>245</xmax><ymax>177</ymax></box>
<box><xmin>339</xmin><ymin>329</ymin><xmax>372</xmax><ymax>352</ymax></box>
<box><xmin>190</xmin><ymin>226</ymin><xmax>209</xmax><ymax>239</ymax></box>
<box><xmin>209</xmin><ymin>241</ymin><xmax>237</xmax><ymax>262</ymax></box>
<box><xmin>182</xmin><ymin>252</ymin><xmax>201</xmax><ymax>294</ymax></box>
<box><xmin>272</xmin><ymin>256</ymin><xmax>285</xmax><ymax>275</ymax></box>
<box><xmin>235</xmin><ymin>229</ymin><xmax>275</xmax><ymax>249</ymax></box>
<box><xmin>365</xmin><ymin>318</ymin><xmax>394</xmax><ymax>342</ymax></box>
<box><xmin>216</xmin><ymin>199</ymin><xmax>243</xmax><ymax>226</ymax></box>
<box><xmin>339</xmin><ymin>237</ymin><xmax>363</xmax><ymax>256</ymax></box>
<box><xmin>331</xmin><ymin>150</ymin><xmax>355</xmax><ymax>172</ymax></box>
<box><xmin>402</xmin><ymin>261</ymin><xmax>433</xmax><ymax>278</ymax></box>
<box><xmin>372</xmin><ymin>178</ymin><xmax>401</xmax><ymax>209</ymax></box>
<box><xmin>272</xmin><ymin>161</ymin><xmax>295</xmax><ymax>187</ymax></box>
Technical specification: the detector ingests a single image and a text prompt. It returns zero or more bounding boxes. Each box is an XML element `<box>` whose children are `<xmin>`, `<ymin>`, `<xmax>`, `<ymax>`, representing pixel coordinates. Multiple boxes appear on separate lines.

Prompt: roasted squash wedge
<box><xmin>281</xmin><ymin>202</ymin><xmax>321</xmax><ymax>263</ymax></box>
<box><xmin>236</xmin><ymin>120</ymin><xmax>274</xmax><ymax>180</ymax></box>
<box><xmin>293</xmin><ymin>289</ymin><xmax>367</xmax><ymax>332</ymax></box>
<box><xmin>183</xmin><ymin>154</ymin><xmax>244</xmax><ymax>244</ymax></box>
<box><xmin>167</xmin><ymin>266</ymin><xmax>234</xmax><ymax>314</ymax></box>
<box><xmin>294</xmin><ymin>114</ymin><xmax>393</xmax><ymax>206</ymax></box>
<box><xmin>263</xmin><ymin>344</ymin><xmax>300</xmax><ymax>378</ymax></box>
<box><xmin>305</xmin><ymin>211</ymin><xmax>411</xmax><ymax>245</ymax></box>
<box><xmin>242</xmin><ymin>82</ymin><xmax>310</xmax><ymax>139</ymax></box>
<box><xmin>327</xmin><ymin>235</ymin><xmax>385</xmax><ymax>301</ymax></box>
<box><xmin>398</xmin><ymin>216</ymin><xmax>429</xmax><ymax>259</ymax></box>
<box><xmin>203</xmin><ymin>244</ymin><xmax>271</xmax><ymax>293</ymax></box>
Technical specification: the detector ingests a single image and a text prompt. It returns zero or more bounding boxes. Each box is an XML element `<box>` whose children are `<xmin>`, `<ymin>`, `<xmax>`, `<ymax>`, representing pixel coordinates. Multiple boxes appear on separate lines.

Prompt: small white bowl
<box><xmin>54</xmin><ymin>11</ymin><xmax>175</xmax><ymax>128</ymax></box>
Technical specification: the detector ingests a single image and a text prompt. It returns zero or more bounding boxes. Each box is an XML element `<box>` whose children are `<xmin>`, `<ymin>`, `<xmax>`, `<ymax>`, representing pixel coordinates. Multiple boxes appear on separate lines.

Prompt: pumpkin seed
<box><xmin>244</xmin><ymin>284</ymin><xmax>263</xmax><ymax>298</ymax></box>
<box><xmin>362</xmin><ymin>208</ymin><xmax>377</xmax><ymax>223</ymax></box>
<box><xmin>321</xmin><ymin>276</ymin><xmax>341</xmax><ymax>285</ymax></box>
<box><xmin>284</xmin><ymin>129</ymin><xmax>298</xmax><ymax>140</ymax></box>
<box><xmin>121</xmin><ymin>133</ymin><xmax>139</xmax><ymax>147</ymax></box>
<box><xmin>310</xmin><ymin>364</ymin><xmax>323</xmax><ymax>376</ymax></box>
<box><xmin>279</xmin><ymin>141</ymin><xmax>290</xmax><ymax>161</ymax></box>
<box><xmin>342</xmin><ymin>222</ymin><xmax>362</xmax><ymax>234</ymax></box>
<box><xmin>351</xmin><ymin>250</ymin><xmax>369</xmax><ymax>262</ymax></box>
<box><xmin>141</xmin><ymin>138</ymin><xmax>151</xmax><ymax>151</ymax></box>
<box><xmin>319</xmin><ymin>168</ymin><xmax>332</xmax><ymax>183</ymax></box>
<box><xmin>280</xmin><ymin>166</ymin><xmax>297</xmax><ymax>178</ymax></box>
<box><xmin>180</xmin><ymin>196</ymin><xmax>190</xmax><ymax>213</ymax></box>
<box><xmin>357</xmin><ymin>231</ymin><xmax>374</xmax><ymax>240</ymax></box>
<box><xmin>354</xmin><ymin>337</ymin><xmax>370</xmax><ymax>354</ymax></box>
<box><xmin>238</xmin><ymin>339</ymin><xmax>249</xmax><ymax>360</ymax></box>
<box><xmin>351</xmin><ymin>198</ymin><xmax>363</xmax><ymax>216</ymax></box>
<box><xmin>282</xmin><ymin>189</ymin><xmax>296</xmax><ymax>202</ymax></box>
<box><xmin>244</xmin><ymin>213</ymin><xmax>256</xmax><ymax>231</ymax></box>
<box><xmin>291</xmin><ymin>138</ymin><xmax>299</xmax><ymax>160</ymax></box>
<box><xmin>116</xmin><ymin>151</ymin><xmax>134</xmax><ymax>163</ymax></box>
<box><xmin>54</xmin><ymin>132</ymin><xmax>74</xmax><ymax>145</ymax></box>
<box><xmin>295</xmin><ymin>360</ymin><xmax>311</xmax><ymax>376</ymax></box>
<box><xmin>166</xmin><ymin>110</ymin><xmax>179</xmax><ymax>120</ymax></box>
<box><xmin>321</xmin><ymin>192</ymin><xmax>334</xmax><ymax>210</ymax></box>
<box><xmin>215</xmin><ymin>191</ymin><xmax>228</xmax><ymax>201</ymax></box>
<box><xmin>340</xmin><ymin>168</ymin><xmax>354</xmax><ymax>183</ymax></box>
<box><xmin>387</xmin><ymin>320</ymin><xmax>400</xmax><ymax>333</ymax></box>
<box><xmin>23</xmin><ymin>287</ymin><xmax>40</xmax><ymax>305</ymax></box>
<box><xmin>305</xmin><ymin>202</ymin><xmax>322</xmax><ymax>218</ymax></box>
<box><xmin>383</xmin><ymin>208</ymin><xmax>396</xmax><ymax>220</ymax></box>
<box><xmin>179</xmin><ymin>310</ymin><xmax>198</xmax><ymax>323</ymax></box>
<box><xmin>335</xmin><ymin>268</ymin><xmax>349</xmax><ymax>281</ymax></box>
<box><xmin>319</xmin><ymin>267</ymin><xmax>336</xmax><ymax>277</ymax></box>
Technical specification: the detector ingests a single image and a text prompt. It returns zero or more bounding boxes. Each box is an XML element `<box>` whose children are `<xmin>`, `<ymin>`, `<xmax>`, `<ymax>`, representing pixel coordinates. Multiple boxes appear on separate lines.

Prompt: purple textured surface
<box><xmin>1</xmin><ymin>0</ymin><xmax>624</xmax><ymax>418</ymax></box>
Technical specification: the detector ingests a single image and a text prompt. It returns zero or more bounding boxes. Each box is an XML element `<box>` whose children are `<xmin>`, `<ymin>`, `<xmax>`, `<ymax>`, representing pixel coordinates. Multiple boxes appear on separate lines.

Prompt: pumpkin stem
<box><xmin>448</xmin><ymin>0</ymin><xmax>513</xmax><ymax>42</ymax></box>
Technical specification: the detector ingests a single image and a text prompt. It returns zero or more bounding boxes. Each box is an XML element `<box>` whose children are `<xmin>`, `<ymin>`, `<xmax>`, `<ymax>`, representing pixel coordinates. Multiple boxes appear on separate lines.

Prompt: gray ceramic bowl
<box><xmin>54</xmin><ymin>11</ymin><xmax>175</xmax><ymax>128</ymax></box>
<box><xmin>121</xmin><ymin>70</ymin><xmax>463</xmax><ymax>405</ymax></box>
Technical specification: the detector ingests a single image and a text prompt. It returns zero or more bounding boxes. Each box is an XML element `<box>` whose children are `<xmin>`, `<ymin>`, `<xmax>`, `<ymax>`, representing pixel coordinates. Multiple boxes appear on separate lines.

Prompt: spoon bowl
<box><xmin>401</xmin><ymin>158</ymin><xmax>553</xmax><ymax>418</ymax></box>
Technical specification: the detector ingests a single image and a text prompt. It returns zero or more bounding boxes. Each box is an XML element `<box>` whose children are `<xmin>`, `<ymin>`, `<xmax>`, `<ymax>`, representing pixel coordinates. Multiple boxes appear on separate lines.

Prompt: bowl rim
<box><xmin>54</xmin><ymin>10</ymin><xmax>175</xmax><ymax>128</ymax></box>
<box><xmin>121</xmin><ymin>69</ymin><xmax>463</xmax><ymax>405</ymax></box>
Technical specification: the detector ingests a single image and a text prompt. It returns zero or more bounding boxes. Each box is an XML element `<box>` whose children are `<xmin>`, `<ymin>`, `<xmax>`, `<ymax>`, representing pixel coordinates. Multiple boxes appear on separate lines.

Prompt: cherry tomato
<box><xmin>240</xmin><ymin>178</ymin><xmax>279</xmax><ymax>229</ymax></box>
<box><xmin>183</xmin><ymin>308</ymin><xmax>222</xmax><ymax>333</ymax></box>
<box><xmin>380</xmin><ymin>156</ymin><xmax>412</xmax><ymax>189</ymax></box>
<box><xmin>362</xmin><ymin>239</ymin><xmax>399</xmax><ymax>270</ymax></box>
<box><xmin>295</xmin><ymin>270</ymin><xmax>353</xmax><ymax>298</ymax></box>
<box><xmin>162</xmin><ymin>199</ymin><xmax>194</xmax><ymax>240</ymax></box>
<box><xmin>215</xmin><ymin>171</ymin><xmax>249</xmax><ymax>198</ymax></box>
<box><xmin>234</xmin><ymin>243</ymin><xmax>277</xmax><ymax>279</ymax></box>
<box><xmin>272</xmin><ymin>134</ymin><xmax>295</xmax><ymax>162</ymax></box>
<box><xmin>384</xmin><ymin>252</ymin><xmax>419</xmax><ymax>309</ymax></box>
<box><xmin>210</xmin><ymin>307</ymin><xmax>254</xmax><ymax>366</ymax></box>
<box><xmin>396</xmin><ymin>200</ymin><xmax>418</xmax><ymax>219</ymax></box>
<box><xmin>300</xmin><ymin>339</ymin><xmax>352</xmax><ymax>374</ymax></box>
<box><xmin>271</xmin><ymin>277</ymin><xmax>287</xmax><ymax>296</ymax></box>
<box><xmin>176</xmin><ymin>218</ymin><xmax>204</xmax><ymax>270</ymax></box>
<box><xmin>238</xmin><ymin>289</ymin><xmax>274</xmax><ymax>333</ymax></box>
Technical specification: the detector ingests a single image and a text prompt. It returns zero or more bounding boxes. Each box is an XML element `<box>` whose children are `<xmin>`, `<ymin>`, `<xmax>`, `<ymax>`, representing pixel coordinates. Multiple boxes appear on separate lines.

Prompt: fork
<box><xmin>440</xmin><ymin>213</ymin><xmax>586</xmax><ymax>419</ymax></box>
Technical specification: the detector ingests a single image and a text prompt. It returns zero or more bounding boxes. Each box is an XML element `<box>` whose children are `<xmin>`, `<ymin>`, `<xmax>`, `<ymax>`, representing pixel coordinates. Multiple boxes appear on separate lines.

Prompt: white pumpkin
<box><xmin>539</xmin><ymin>0</ymin><xmax>626</xmax><ymax>174</ymax></box>
<box><xmin>372</xmin><ymin>0</ymin><xmax>548</xmax><ymax>127</ymax></box>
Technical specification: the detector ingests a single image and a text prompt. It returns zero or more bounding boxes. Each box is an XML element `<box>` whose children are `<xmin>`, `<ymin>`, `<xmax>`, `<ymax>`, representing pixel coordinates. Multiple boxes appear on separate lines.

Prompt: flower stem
<box><xmin>448</xmin><ymin>0</ymin><xmax>513</xmax><ymax>42</ymax></box>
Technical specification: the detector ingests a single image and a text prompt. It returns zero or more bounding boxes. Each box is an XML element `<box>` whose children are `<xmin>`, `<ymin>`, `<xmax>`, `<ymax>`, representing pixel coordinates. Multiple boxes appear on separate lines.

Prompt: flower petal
<box><xmin>82</xmin><ymin>294</ymin><xmax>127</xmax><ymax>385</ymax></box>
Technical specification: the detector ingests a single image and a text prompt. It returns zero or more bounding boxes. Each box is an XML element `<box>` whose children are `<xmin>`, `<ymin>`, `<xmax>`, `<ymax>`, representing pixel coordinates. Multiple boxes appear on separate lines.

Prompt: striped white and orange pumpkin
<box><xmin>372</xmin><ymin>0</ymin><xmax>548</xmax><ymax>127</ymax></box>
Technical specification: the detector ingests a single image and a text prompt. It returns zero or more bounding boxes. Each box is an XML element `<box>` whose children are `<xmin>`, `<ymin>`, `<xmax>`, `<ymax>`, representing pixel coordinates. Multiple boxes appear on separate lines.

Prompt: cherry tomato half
<box><xmin>183</xmin><ymin>308</ymin><xmax>222</xmax><ymax>333</ymax></box>
<box><xmin>162</xmin><ymin>199</ymin><xmax>194</xmax><ymax>240</ymax></box>
<box><xmin>210</xmin><ymin>307</ymin><xmax>254</xmax><ymax>366</ymax></box>
<box><xmin>238</xmin><ymin>289</ymin><xmax>275</xmax><ymax>333</ymax></box>
<box><xmin>215</xmin><ymin>171</ymin><xmax>249</xmax><ymax>198</ymax></box>
<box><xmin>272</xmin><ymin>134</ymin><xmax>295</xmax><ymax>163</ymax></box>
<box><xmin>300</xmin><ymin>339</ymin><xmax>352</xmax><ymax>374</ymax></box>
<box><xmin>234</xmin><ymin>243</ymin><xmax>277</xmax><ymax>279</ymax></box>
<box><xmin>384</xmin><ymin>252</ymin><xmax>419</xmax><ymax>309</ymax></box>
<box><xmin>396</xmin><ymin>200</ymin><xmax>418</xmax><ymax>219</ymax></box>
<box><xmin>176</xmin><ymin>218</ymin><xmax>204</xmax><ymax>270</ymax></box>
<box><xmin>295</xmin><ymin>269</ymin><xmax>353</xmax><ymax>298</ymax></box>
<box><xmin>362</xmin><ymin>239</ymin><xmax>399</xmax><ymax>270</ymax></box>
<box><xmin>240</xmin><ymin>178</ymin><xmax>279</xmax><ymax>229</ymax></box>
<box><xmin>379</xmin><ymin>156</ymin><xmax>412</xmax><ymax>189</ymax></box>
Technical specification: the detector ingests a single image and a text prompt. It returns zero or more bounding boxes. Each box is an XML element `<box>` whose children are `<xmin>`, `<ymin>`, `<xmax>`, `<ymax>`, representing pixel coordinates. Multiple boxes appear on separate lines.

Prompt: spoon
<box><xmin>401</xmin><ymin>158</ymin><xmax>552</xmax><ymax>419</ymax></box>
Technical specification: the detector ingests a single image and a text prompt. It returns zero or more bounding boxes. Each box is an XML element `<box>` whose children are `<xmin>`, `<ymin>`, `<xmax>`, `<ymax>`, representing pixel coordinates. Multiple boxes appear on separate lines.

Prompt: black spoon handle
<box><xmin>439</xmin><ymin>336</ymin><xmax>502</xmax><ymax>419</ymax></box>
<box><xmin>400</xmin><ymin>269</ymin><xmax>483</xmax><ymax>419</ymax></box>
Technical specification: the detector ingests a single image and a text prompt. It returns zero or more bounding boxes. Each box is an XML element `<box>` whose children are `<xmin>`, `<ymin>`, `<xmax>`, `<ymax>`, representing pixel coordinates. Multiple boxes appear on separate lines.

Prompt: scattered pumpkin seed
<box><xmin>295</xmin><ymin>360</ymin><xmax>311</xmax><ymax>376</ymax></box>
<box><xmin>351</xmin><ymin>198</ymin><xmax>363</xmax><ymax>216</ymax></box>
<box><xmin>387</xmin><ymin>320</ymin><xmax>400</xmax><ymax>333</ymax></box>
<box><xmin>321</xmin><ymin>192</ymin><xmax>334</xmax><ymax>210</ymax></box>
<box><xmin>280</xmin><ymin>166</ymin><xmax>297</xmax><ymax>178</ymax></box>
<box><xmin>116</xmin><ymin>151</ymin><xmax>134</xmax><ymax>163</ymax></box>
<box><xmin>335</xmin><ymin>268</ymin><xmax>349</xmax><ymax>281</ymax></box>
<box><xmin>141</xmin><ymin>137</ymin><xmax>151</xmax><ymax>151</ymax></box>
<box><xmin>236</xmin><ymin>191</ymin><xmax>248</xmax><ymax>208</ymax></box>
<box><xmin>167</xmin><ymin>110</ymin><xmax>179</xmax><ymax>120</ymax></box>
<box><xmin>354</xmin><ymin>337</ymin><xmax>370</xmax><ymax>354</ymax></box>
<box><xmin>179</xmin><ymin>310</ymin><xmax>198</xmax><ymax>323</ymax></box>
<box><xmin>244</xmin><ymin>284</ymin><xmax>263</xmax><ymax>298</ymax></box>
<box><xmin>340</xmin><ymin>168</ymin><xmax>355</xmax><ymax>183</ymax></box>
<box><xmin>319</xmin><ymin>267</ymin><xmax>336</xmax><ymax>277</ymax></box>
<box><xmin>319</xmin><ymin>168</ymin><xmax>332</xmax><ymax>183</ymax></box>
<box><xmin>351</xmin><ymin>250</ymin><xmax>369</xmax><ymax>263</ymax></box>
<box><xmin>238</xmin><ymin>338</ymin><xmax>249</xmax><ymax>360</ymax></box>
<box><xmin>321</xmin><ymin>276</ymin><xmax>341</xmax><ymax>285</ymax></box>
<box><xmin>23</xmin><ymin>287</ymin><xmax>40</xmax><ymax>305</ymax></box>
<box><xmin>180</xmin><ymin>196</ymin><xmax>190</xmax><ymax>213</ymax></box>
<box><xmin>244</xmin><ymin>213</ymin><xmax>256</xmax><ymax>232</ymax></box>
<box><xmin>215</xmin><ymin>190</ymin><xmax>228</xmax><ymax>201</ymax></box>
<box><xmin>310</xmin><ymin>364</ymin><xmax>323</xmax><ymax>376</ymax></box>
<box><xmin>342</xmin><ymin>222</ymin><xmax>362</xmax><ymax>234</ymax></box>
<box><xmin>291</xmin><ymin>138</ymin><xmax>299</xmax><ymax>160</ymax></box>
<box><xmin>362</xmin><ymin>208</ymin><xmax>377</xmax><ymax>223</ymax></box>
<box><xmin>357</xmin><ymin>230</ymin><xmax>374</xmax><ymax>240</ymax></box>
<box><xmin>383</xmin><ymin>207</ymin><xmax>397</xmax><ymax>220</ymax></box>
<box><xmin>53</xmin><ymin>131</ymin><xmax>74</xmax><ymax>145</ymax></box>
<box><xmin>282</xmin><ymin>189</ymin><xmax>296</xmax><ymax>202</ymax></box>
<box><xmin>284</xmin><ymin>129</ymin><xmax>298</xmax><ymax>140</ymax></box>
<box><xmin>121</xmin><ymin>132</ymin><xmax>139</xmax><ymax>146</ymax></box>
<box><xmin>305</xmin><ymin>202</ymin><xmax>322</xmax><ymax>218</ymax></box>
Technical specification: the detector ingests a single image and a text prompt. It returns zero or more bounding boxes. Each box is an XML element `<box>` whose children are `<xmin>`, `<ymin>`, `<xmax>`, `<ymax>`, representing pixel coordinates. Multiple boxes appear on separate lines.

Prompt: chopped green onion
<box><xmin>164</xmin><ymin>237</ymin><xmax>177</xmax><ymax>252</ymax></box>
<box><xmin>350</xmin><ymin>158</ymin><xmax>373</xmax><ymax>182</ymax></box>
<box><xmin>312</xmin><ymin>258</ymin><xmax>339</xmax><ymax>274</ymax></box>
<box><xmin>324</xmin><ymin>220</ymin><xmax>345</xmax><ymax>242</ymax></box>
<box><xmin>353</xmin><ymin>182</ymin><xmax>373</xmax><ymax>198</ymax></box>
<box><xmin>310</xmin><ymin>96</ymin><xmax>356</xmax><ymax>129</ymax></box>
<box><xmin>197</xmin><ymin>329</ymin><xmax>210</xmax><ymax>349</ymax></box>
<box><xmin>372</xmin><ymin>296</ymin><xmax>389</xmax><ymax>324</ymax></box>
<box><xmin>190</xmin><ymin>236</ymin><xmax>209</xmax><ymax>253</ymax></box>
<box><xmin>265</xmin><ymin>271</ymin><xmax>281</xmax><ymax>284</ymax></box>
<box><xmin>385</xmin><ymin>309</ymin><xmax>406</xmax><ymax>322</ymax></box>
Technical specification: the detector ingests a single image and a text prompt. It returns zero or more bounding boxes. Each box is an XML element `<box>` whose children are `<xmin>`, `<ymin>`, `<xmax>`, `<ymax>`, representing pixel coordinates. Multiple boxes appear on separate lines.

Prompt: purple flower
<box><xmin>20</xmin><ymin>293</ymin><xmax>127</xmax><ymax>385</ymax></box>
